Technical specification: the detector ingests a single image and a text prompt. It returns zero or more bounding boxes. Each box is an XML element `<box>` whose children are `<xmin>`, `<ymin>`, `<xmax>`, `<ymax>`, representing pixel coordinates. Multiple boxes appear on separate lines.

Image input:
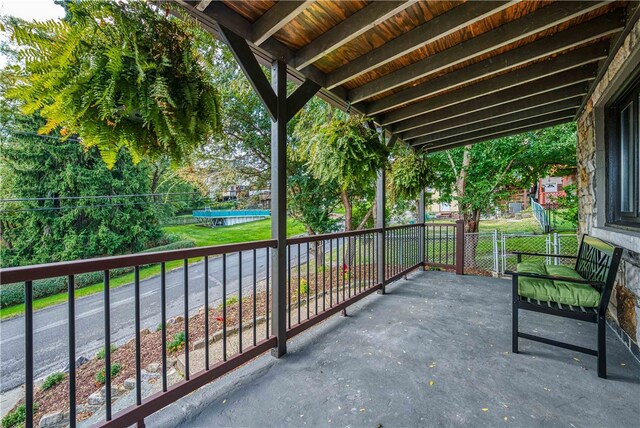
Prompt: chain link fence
<box><xmin>464</xmin><ymin>231</ymin><xmax>579</xmax><ymax>276</ymax></box>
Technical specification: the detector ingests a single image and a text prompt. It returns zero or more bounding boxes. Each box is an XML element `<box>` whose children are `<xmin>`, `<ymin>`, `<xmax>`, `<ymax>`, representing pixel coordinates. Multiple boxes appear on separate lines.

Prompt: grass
<box><xmin>0</xmin><ymin>218</ymin><xmax>305</xmax><ymax>320</ymax></box>
<box><xmin>427</xmin><ymin>215</ymin><xmax>546</xmax><ymax>234</ymax></box>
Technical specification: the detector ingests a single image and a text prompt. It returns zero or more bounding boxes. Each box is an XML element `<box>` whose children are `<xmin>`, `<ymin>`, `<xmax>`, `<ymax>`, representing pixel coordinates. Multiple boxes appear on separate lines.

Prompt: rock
<box><xmin>123</xmin><ymin>378</ymin><xmax>136</xmax><ymax>390</ymax></box>
<box><xmin>141</xmin><ymin>369</ymin><xmax>160</xmax><ymax>380</ymax></box>
<box><xmin>140</xmin><ymin>328</ymin><xmax>151</xmax><ymax>336</ymax></box>
<box><xmin>38</xmin><ymin>411</ymin><xmax>64</xmax><ymax>427</ymax></box>
<box><xmin>146</xmin><ymin>363</ymin><xmax>160</xmax><ymax>373</ymax></box>
<box><xmin>175</xmin><ymin>316</ymin><xmax>184</xmax><ymax>323</ymax></box>
<box><xmin>192</xmin><ymin>338</ymin><xmax>206</xmax><ymax>350</ymax></box>
<box><xmin>87</xmin><ymin>392</ymin><xmax>105</xmax><ymax>406</ymax></box>
<box><xmin>100</xmin><ymin>385</ymin><xmax>118</xmax><ymax>398</ymax></box>
<box><xmin>64</xmin><ymin>356</ymin><xmax>89</xmax><ymax>372</ymax></box>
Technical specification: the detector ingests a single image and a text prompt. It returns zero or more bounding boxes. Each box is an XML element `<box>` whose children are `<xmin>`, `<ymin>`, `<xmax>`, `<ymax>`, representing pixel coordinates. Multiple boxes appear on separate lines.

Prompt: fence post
<box><xmin>455</xmin><ymin>219</ymin><xmax>465</xmax><ymax>275</ymax></box>
<box><xmin>493</xmin><ymin>229</ymin><xmax>499</xmax><ymax>276</ymax></box>
<box><xmin>376</xmin><ymin>168</ymin><xmax>386</xmax><ymax>293</ymax></box>
<box><xmin>418</xmin><ymin>189</ymin><xmax>425</xmax><ymax>269</ymax></box>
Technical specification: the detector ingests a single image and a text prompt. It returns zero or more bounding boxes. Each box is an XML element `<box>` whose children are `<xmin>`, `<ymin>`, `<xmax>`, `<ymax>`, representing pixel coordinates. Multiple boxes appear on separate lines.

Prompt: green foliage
<box><xmin>390</xmin><ymin>145</ymin><xmax>433</xmax><ymax>201</ymax></box>
<box><xmin>138</xmin><ymin>239</ymin><xmax>195</xmax><ymax>253</ymax></box>
<box><xmin>306</xmin><ymin>114</ymin><xmax>388</xmax><ymax>192</ymax></box>
<box><xmin>1</xmin><ymin>403</ymin><xmax>37</xmax><ymax>428</ymax></box>
<box><xmin>96</xmin><ymin>344</ymin><xmax>117</xmax><ymax>360</ymax></box>
<box><xmin>429</xmin><ymin>123</ymin><xmax>577</xmax><ymax>231</ymax></box>
<box><xmin>5</xmin><ymin>0</ymin><xmax>221</xmax><ymax>168</ymax></box>
<box><xmin>299</xmin><ymin>278</ymin><xmax>308</xmax><ymax>295</ymax></box>
<box><xmin>556</xmin><ymin>184</ymin><xmax>579</xmax><ymax>227</ymax></box>
<box><xmin>168</xmin><ymin>331</ymin><xmax>185</xmax><ymax>353</ymax></box>
<box><xmin>41</xmin><ymin>372</ymin><xmax>65</xmax><ymax>391</ymax></box>
<box><xmin>95</xmin><ymin>363</ymin><xmax>122</xmax><ymax>385</ymax></box>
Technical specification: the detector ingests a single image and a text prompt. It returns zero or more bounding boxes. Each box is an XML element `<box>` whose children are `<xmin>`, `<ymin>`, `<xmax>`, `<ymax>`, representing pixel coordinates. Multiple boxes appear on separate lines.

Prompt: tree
<box><xmin>429</xmin><ymin>123</ymin><xmax>577</xmax><ymax>232</ymax></box>
<box><xmin>304</xmin><ymin>110</ymin><xmax>388</xmax><ymax>231</ymax></box>
<box><xmin>5</xmin><ymin>0</ymin><xmax>221</xmax><ymax>168</ymax></box>
<box><xmin>389</xmin><ymin>144</ymin><xmax>433</xmax><ymax>221</ymax></box>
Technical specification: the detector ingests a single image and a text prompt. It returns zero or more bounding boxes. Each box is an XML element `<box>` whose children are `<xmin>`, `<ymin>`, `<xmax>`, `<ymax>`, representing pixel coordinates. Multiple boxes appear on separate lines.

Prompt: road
<box><xmin>0</xmin><ymin>245</ymin><xmax>309</xmax><ymax>393</ymax></box>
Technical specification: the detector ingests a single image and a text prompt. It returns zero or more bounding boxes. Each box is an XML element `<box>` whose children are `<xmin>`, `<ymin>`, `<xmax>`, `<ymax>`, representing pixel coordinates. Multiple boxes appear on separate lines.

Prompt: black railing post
<box><xmin>418</xmin><ymin>189</ymin><xmax>426</xmax><ymax>269</ymax></box>
<box><xmin>455</xmin><ymin>220</ymin><xmax>465</xmax><ymax>275</ymax></box>
<box><xmin>376</xmin><ymin>168</ymin><xmax>386</xmax><ymax>292</ymax></box>
<box><xmin>271</xmin><ymin>58</ymin><xmax>288</xmax><ymax>358</ymax></box>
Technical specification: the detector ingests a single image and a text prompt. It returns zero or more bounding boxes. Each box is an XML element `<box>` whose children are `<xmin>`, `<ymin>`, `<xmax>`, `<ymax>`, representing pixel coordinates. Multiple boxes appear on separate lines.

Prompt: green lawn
<box><xmin>0</xmin><ymin>218</ymin><xmax>305</xmax><ymax>320</ymax></box>
<box><xmin>427</xmin><ymin>216</ymin><xmax>546</xmax><ymax>234</ymax></box>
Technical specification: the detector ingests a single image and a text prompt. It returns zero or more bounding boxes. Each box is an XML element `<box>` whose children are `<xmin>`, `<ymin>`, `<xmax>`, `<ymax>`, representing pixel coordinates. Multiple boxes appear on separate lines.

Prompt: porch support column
<box><xmin>218</xmin><ymin>24</ymin><xmax>319</xmax><ymax>358</ymax></box>
<box><xmin>375</xmin><ymin>168</ymin><xmax>386</xmax><ymax>293</ymax></box>
<box><xmin>418</xmin><ymin>189</ymin><xmax>425</xmax><ymax>267</ymax></box>
<box><xmin>270</xmin><ymin>59</ymin><xmax>287</xmax><ymax>357</ymax></box>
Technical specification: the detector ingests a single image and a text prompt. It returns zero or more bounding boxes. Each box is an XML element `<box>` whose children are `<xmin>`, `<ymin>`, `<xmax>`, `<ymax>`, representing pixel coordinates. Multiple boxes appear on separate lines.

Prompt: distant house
<box><xmin>536</xmin><ymin>174</ymin><xmax>576</xmax><ymax>205</ymax></box>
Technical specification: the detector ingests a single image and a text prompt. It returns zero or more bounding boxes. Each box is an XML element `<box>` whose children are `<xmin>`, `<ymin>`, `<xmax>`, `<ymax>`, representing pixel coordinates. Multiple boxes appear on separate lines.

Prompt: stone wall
<box><xmin>576</xmin><ymin>18</ymin><xmax>640</xmax><ymax>352</ymax></box>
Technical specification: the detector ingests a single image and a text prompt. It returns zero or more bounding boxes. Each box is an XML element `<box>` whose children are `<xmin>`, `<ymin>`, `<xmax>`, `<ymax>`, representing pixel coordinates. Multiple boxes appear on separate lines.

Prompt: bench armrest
<box><xmin>504</xmin><ymin>270</ymin><xmax>605</xmax><ymax>287</ymax></box>
<box><xmin>511</xmin><ymin>251</ymin><xmax>578</xmax><ymax>259</ymax></box>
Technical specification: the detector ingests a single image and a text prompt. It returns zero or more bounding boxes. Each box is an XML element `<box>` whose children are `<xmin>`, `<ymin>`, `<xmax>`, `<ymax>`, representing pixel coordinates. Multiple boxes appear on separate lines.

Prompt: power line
<box><xmin>0</xmin><ymin>192</ymin><xmax>201</xmax><ymax>203</ymax></box>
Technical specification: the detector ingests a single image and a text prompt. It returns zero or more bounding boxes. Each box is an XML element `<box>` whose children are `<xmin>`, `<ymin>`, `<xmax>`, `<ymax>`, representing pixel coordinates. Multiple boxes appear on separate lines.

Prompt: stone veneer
<box><xmin>577</xmin><ymin>17</ymin><xmax>640</xmax><ymax>352</ymax></box>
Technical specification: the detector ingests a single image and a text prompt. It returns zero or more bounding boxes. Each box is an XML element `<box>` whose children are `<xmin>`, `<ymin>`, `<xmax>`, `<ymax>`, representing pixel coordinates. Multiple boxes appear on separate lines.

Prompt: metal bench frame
<box><xmin>506</xmin><ymin>235</ymin><xmax>623</xmax><ymax>379</ymax></box>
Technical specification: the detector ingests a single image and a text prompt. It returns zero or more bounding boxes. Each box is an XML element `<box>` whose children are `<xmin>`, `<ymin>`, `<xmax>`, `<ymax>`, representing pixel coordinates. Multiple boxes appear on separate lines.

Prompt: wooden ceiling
<box><xmin>178</xmin><ymin>0</ymin><xmax>640</xmax><ymax>152</ymax></box>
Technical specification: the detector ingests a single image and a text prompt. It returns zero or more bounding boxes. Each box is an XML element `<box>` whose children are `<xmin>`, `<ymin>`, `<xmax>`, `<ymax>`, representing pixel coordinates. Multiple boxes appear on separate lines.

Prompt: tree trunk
<box><xmin>341</xmin><ymin>190</ymin><xmax>352</xmax><ymax>231</ymax></box>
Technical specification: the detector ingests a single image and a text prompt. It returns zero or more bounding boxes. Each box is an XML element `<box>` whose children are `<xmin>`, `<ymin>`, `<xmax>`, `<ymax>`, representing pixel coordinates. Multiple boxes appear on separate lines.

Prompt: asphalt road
<box><xmin>0</xmin><ymin>245</ymin><xmax>309</xmax><ymax>393</ymax></box>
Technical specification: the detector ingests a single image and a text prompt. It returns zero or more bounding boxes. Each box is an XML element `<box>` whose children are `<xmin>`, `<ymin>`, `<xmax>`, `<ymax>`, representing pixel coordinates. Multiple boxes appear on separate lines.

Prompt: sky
<box><xmin>0</xmin><ymin>0</ymin><xmax>65</xmax><ymax>67</ymax></box>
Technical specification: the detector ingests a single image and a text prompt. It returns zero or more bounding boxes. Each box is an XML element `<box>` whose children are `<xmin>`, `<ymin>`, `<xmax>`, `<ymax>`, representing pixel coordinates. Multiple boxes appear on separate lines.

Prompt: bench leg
<box><xmin>597</xmin><ymin>317</ymin><xmax>607</xmax><ymax>379</ymax></box>
<box><xmin>512</xmin><ymin>275</ymin><xmax>519</xmax><ymax>354</ymax></box>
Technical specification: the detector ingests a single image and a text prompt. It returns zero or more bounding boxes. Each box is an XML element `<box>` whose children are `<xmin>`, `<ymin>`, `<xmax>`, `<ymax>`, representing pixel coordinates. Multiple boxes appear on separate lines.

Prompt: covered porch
<box><xmin>149</xmin><ymin>271</ymin><xmax>640</xmax><ymax>427</ymax></box>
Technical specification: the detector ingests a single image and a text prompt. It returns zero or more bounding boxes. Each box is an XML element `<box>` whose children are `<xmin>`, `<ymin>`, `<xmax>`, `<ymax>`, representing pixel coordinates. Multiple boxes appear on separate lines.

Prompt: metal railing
<box><xmin>531</xmin><ymin>197</ymin><xmax>550</xmax><ymax>232</ymax></box>
<box><xmin>0</xmin><ymin>222</ymin><xmax>464</xmax><ymax>427</ymax></box>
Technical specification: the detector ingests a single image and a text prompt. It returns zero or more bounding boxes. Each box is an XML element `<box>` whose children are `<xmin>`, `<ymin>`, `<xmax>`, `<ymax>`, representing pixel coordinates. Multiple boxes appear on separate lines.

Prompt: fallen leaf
<box><xmin>222</xmin><ymin>399</ymin><xmax>227</xmax><ymax>404</ymax></box>
<box><xmin>504</xmin><ymin>416</ymin><xmax>508</xmax><ymax>422</ymax></box>
<box><xmin>620</xmin><ymin>363</ymin><xmax>626</xmax><ymax>367</ymax></box>
<box><xmin>573</xmin><ymin>357</ymin><xmax>581</xmax><ymax>362</ymax></box>
<box><xmin>429</xmin><ymin>362</ymin><xmax>437</xmax><ymax>368</ymax></box>
<box><xmin>482</xmin><ymin>408</ymin><xmax>489</xmax><ymax>412</ymax></box>
<box><xmin>360</xmin><ymin>408</ymin><xmax>366</xmax><ymax>413</ymax></box>
<box><xmin>429</xmin><ymin>380</ymin><xmax>435</xmax><ymax>386</ymax></box>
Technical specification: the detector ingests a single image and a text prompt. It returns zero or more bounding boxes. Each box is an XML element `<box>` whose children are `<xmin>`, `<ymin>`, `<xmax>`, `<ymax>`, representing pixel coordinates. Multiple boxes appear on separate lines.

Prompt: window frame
<box><xmin>606</xmin><ymin>73</ymin><xmax>640</xmax><ymax>228</ymax></box>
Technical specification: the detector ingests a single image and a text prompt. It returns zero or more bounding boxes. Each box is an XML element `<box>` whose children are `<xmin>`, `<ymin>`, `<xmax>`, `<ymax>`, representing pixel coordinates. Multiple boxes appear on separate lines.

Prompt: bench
<box><xmin>506</xmin><ymin>235</ymin><xmax>623</xmax><ymax>378</ymax></box>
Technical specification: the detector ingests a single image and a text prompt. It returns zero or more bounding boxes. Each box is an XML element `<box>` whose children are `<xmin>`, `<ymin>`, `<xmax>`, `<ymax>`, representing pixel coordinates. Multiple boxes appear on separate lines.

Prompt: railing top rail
<box><xmin>385</xmin><ymin>223</ymin><xmax>424</xmax><ymax>231</ymax></box>
<box><xmin>0</xmin><ymin>239</ymin><xmax>277</xmax><ymax>285</ymax></box>
<box><xmin>287</xmin><ymin>227</ymin><xmax>382</xmax><ymax>245</ymax></box>
<box><xmin>424</xmin><ymin>222</ymin><xmax>457</xmax><ymax>228</ymax></box>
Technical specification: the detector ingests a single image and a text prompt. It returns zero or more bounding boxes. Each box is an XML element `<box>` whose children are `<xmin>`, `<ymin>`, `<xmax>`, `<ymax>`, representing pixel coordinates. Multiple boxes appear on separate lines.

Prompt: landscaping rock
<box><xmin>123</xmin><ymin>378</ymin><xmax>136</xmax><ymax>390</ymax></box>
<box><xmin>193</xmin><ymin>338</ymin><xmax>206</xmax><ymax>350</ymax></box>
<box><xmin>38</xmin><ymin>411</ymin><xmax>64</xmax><ymax>427</ymax></box>
<box><xmin>141</xmin><ymin>369</ymin><xmax>160</xmax><ymax>380</ymax></box>
<box><xmin>100</xmin><ymin>385</ymin><xmax>119</xmax><ymax>398</ymax></box>
<box><xmin>175</xmin><ymin>316</ymin><xmax>184</xmax><ymax>323</ymax></box>
<box><xmin>64</xmin><ymin>356</ymin><xmax>89</xmax><ymax>372</ymax></box>
<box><xmin>146</xmin><ymin>363</ymin><xmax>160</xmax><ymax>373</ymax></box>
<box><xmin>140</xmin><ymin>328</ymin><xmax>151</xmax><ymax>336</ymax></box>
<box><xmin>87</xmin><ymin>392</ymin><xmax>105</xmax><ymax>406</ymax></box>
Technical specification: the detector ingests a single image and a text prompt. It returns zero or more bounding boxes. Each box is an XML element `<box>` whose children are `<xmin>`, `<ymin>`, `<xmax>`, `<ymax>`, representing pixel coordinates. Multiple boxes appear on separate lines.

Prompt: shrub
<box><xmin>168</xmin><ymin>331</ymin><xmax>186</xmax><ymax>353</ymax></box>
<box><xmin>41</xmin><ymin>372</ymin><xmax>65</xmax><ymax>391</ymax></box>
<box><xmin>156</xmin><ymin>323</ymin><xmax>164</xmax><ymax>332</ymax></box>
<box><xmin>96</xmin><ymin>363</ymin><xmax>122</xmax><ymax>385</ymax></box>
<box><xmin>96</xmin><ymin>344</ymin><xmax>117</xmax><ymax>360</ymax></box>
<box><xmin>2</xmin><ymin>403</ymin><xmax>37</xmax><ymax>428</ymax></box>
<box><xmin>299</xmin><ymin>278</ymin><xmax>308</xmax><ymax>295</ymax></box>
<box><xmin>138</xmin><ymin>239</ymin><xmax>195</xmax><ymax>254</ymax></box>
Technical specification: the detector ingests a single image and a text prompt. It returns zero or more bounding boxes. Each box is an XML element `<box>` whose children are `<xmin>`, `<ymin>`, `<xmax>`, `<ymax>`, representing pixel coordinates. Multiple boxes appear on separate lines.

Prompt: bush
<box><xmin>299</xmin><ymin>278</ymin><xmax>308</xmax><ymax>295</ymax></box>
<box><xmin>2</xmin><ymin>403</ymin><xmax>37</xmax><ymax>428</ymax></box>
<box><xmin>41</xmin><ymin>372</ymin><xmax>65</xmax><ymax>391</ymax></box>
<box><xmin>138</xmin><ymin>239</ymin><xmax>195</xmax><ymax>254</ymax></box>
<box><xmin>0</xmin><ymin>239</ymin><xmax>194</xmax><ymax>308</ymax></box>
<box><xmin>96</xmin><ymin>344</ymin><xmax>117</xmax><ymax>360</ymax></box>
<box><xmin>168</xmin><ymin>331</ymin><xmax>185</xmax><ymax>353</ymax></box>
<box><xmin>96</xmin><ymin>363</ymin><xmax>122</xmax><ymax>385</ymax></box>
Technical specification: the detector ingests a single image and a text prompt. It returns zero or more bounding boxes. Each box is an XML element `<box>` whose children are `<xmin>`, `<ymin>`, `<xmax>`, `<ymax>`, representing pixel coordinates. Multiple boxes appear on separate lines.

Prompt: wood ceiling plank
<box><xmin>348</xmin><ymin>1</ymin><xmax>609</xmax><ymax>103</ymax></box>
<box><xmin>379</xmin><ymin>41</ymin><xmax>608</xmax><ymax>125</ymax></box>
<box><xmin>416</xmin><ymin>117</ymin><xmax>574</xmax><ymax>151</ymax></box>
<box><xmin>365</xmin><ymin>11</ymin><xmax>622</xmax><ymax>116</ymax></box>
<box><xmin>391</xmin><ymin>67</ymin><xmax>595</xmax><ymax>134</ymax></box>
<box><xmin>253</xmin><ymin>1</ymin><xmax>315</xmax><ymax>46</ymax></box>
<box><xmin>325</xmin><ymin>1</ymin><xmax>513</xmax><ymax>89</ymax></box>
<box><xmin>293</xmin><ymin>1</ymin><xmax>417</xmax><ymax>70</ymax></box>
<box><xmin>401</xmin><ymin>93</ymin><xmax>586</xmax><ymax>141</ymax></box>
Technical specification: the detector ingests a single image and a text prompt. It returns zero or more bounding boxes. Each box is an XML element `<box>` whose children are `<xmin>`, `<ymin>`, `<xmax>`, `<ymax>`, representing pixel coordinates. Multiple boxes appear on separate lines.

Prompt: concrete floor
<box><xmin>148</xmin><ymin>271</ymin><xmax>640</xmax><ymax>427</ymax></box>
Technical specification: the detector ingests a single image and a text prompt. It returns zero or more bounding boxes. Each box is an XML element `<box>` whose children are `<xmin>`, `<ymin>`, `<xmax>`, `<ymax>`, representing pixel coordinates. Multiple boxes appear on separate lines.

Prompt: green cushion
<box><xmin>516</xmin><ymin>262</ymin><xmax>601</xmax><ymax>307</ymax></box>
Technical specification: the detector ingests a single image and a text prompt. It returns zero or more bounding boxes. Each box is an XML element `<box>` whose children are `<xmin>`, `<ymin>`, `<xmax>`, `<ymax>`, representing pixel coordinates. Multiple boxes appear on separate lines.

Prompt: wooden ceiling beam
<box><xmin>416</xmin><ymin>117</ymin><xmax>574</xmax><ymax>152</ymax></box>
<box><xmin>410</xmin><ymin>103</ymin><xmax>580</xmax><ymax>145</ymax></box>
<box><xmin>379</xmin><ymin>42</ymin><xmax>607</xmax><ymax>126</ymax></box>
<box><xmin>401</xmin><ymin>92</ymin><xmax>586</xmax><ymax>141</ymax></box>
<box><xmin>293</xmin><ymin>1</ymin><xmax>417</xmax><ymax>70</ymax></box>
<box><xmin>348</xmin><ymin>1</ymin><xmax>610</xmax><ymax>103</ymax></box>
<box><xmin>253</xmin><ymin>1</ymin><xmax>315</xmax><ymax>46</ymax></box>
<box><xmin>365</xmin><ymin>12</ymin><xmax>622</xmax><ymax>116</ymax></box>
<box><xmin>325</xmin><ymin>1</ymin><xmax>513</xmax><ymax>89</ymax></box>
<box><xmin>391</xmin><ymin>67</ymin><xmax>594</xmax><ymax>134</ymax></box>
